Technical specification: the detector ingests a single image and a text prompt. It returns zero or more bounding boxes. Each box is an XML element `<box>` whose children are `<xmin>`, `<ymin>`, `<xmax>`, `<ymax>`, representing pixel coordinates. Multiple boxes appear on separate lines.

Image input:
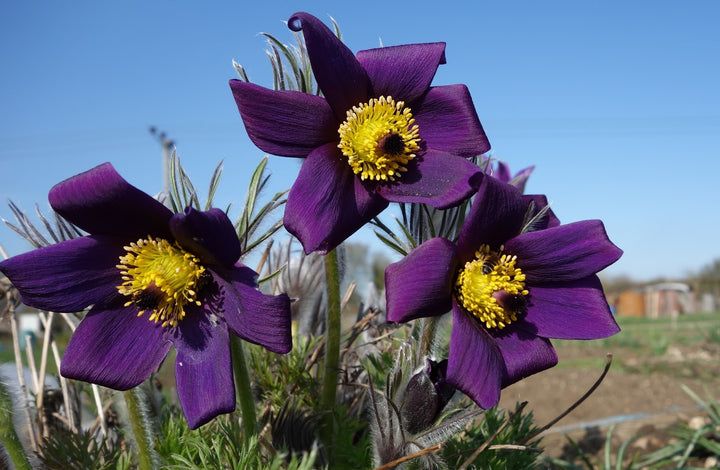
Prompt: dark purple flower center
<box><xmin>337</xmin><ymin>96</ymin><xmax>421</xmax><ymax>182</ymax></box>
<box><xmin>378</xmin><ymin>133</ymin><xmax>405</xmax><ymax>155</ymax></box>
<box><xmin>454</xmin><ymin>245</ymin><xmax>528</xmax><ymax>330</ymax></box>
<box><xmin>132</xmin><ymin>282</ymin><xmax>164</xmax><ymax>311</ymax></box>
<box><xmin>116</xmin><ymin>237</ymin><xmax>207</xmax><ymax>328</ymax></box>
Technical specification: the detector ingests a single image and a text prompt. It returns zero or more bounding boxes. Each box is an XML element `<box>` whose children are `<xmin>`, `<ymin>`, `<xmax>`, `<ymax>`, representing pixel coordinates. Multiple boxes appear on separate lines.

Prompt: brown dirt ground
<box><xmin>497</xmin><ymin>336</ymin><xmax>720</xmax><ymax>466</ymax></box>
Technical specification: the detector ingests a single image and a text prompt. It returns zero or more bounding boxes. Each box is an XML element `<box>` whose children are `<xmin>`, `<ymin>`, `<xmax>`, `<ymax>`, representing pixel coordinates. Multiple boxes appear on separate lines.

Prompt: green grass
<box><xmin>551</xmin><ymin>312</ymin><xmax>720</xmax><ymax>381</ymax></box>
<box><xmin>614</xmin><ymin>311</ymin><xmax>720</xmax><ymax>326</ymax></box>
<box><xmin>555</xmin><ymin>312</ymin><xmax>720</xmax><ymax>353</ymax></box>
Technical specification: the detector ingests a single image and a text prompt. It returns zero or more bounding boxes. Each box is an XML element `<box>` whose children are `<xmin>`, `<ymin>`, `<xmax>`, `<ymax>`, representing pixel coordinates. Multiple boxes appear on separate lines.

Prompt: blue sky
<box><xmin>1</xmin><ymin>1</ymin><xmax>718</xmax><ymax>281</ymax></box>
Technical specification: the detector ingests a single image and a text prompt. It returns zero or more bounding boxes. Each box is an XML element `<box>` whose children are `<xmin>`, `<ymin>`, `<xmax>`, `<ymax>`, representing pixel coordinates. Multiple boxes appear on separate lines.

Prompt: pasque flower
<box><xmin>482</xmin><ymin>156</ymin><xmax>534</xmax><ymax>193</ymax></box>
<box><xmin>230</xmin><ymin>12</ymin><xmax>490</xmax><ymax>254</ymax></box>
<box><xmin>0</xmin><ymin>163</ymin><xmax>292</xmax><ymax>429</ymax></box>
<box><xmin>385</xmin><ymin>175</ymin><xmax>622</xmax><ymax>408</ymax></box>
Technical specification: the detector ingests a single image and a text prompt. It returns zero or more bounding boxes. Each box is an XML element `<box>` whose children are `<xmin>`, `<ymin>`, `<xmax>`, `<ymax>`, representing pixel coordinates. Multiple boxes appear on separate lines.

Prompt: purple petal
<box><xmin>173</xmin><ymin>307</ymin><xmax>235</xmax><ymax>429</ymax></box>
<box><xmin>356</xmin><ymin>43</ymin><xmax>446</xmax><ymax>104</ymax></box>
<box><xmin>377</xmin><ymin>150</ymin><xmax>482</xmax><ymax>209</ymax></box>
<box><xmin>510</xmin><ymin>166</ymin><xmax>535</xmax><ymax>193</ymax></box>
<box><xmin>522</xmin><ymin>194</ymin><xmax>561</xmax><ymax>229</ymax></box>
<box><xmin>49</xmin><ymin>163</ymin><xmax>173</xmax><ymax>239</ymax></box>
<box><xmin>60</xmin><ymin>302</ymin><xmax>170</xmax><ymax>390</ymax></box>
<box><xmin>385</xmin><ymin>237</ymin><xmax>457</xmax><ymax>323</ymax></box>
<box><xmin>446</xmin><ymin>305</ymin><xmax>504</xmax><ymax>409</ymax></box>
<box><xmin>289</xmin><ymin>12</ymin><xmax>370</xmax><ymax>121</ymax></box>
<box><xmin>505</xmin><ymin>220</ymin><xmax>623</xmax><ymax>283</ymax></box>
<box><xmin>494</xmin><ymin>161</ymin><xmax>512</xmax><ymax>183</ymax></box>
<box><xmin>457</xmin><ymin>176</ymin><xmax>527</xmax><ymax>262</ymax></box>
<box><xmin>283</xmin><ymin>143</ymin><xmax>388</xmax><ymax>254</ymax></box>
<box><xmin>413</xmin><ymin>85</ymin><xmax>490</xmax><ymax>159</ymax></box>
<box><xmin>0</xmin><ymin>236</ymin><xmax>122</xmax><ymax>312</ymax></box>
<box><xmin>229</xmin><ymin>80</ymin><xmax>337</xmax><ymax>157</ymax></box>
<box><xmin>214</xmin><ymin>268</ymin><xmax>292</xmax><ymax>354</ymax></box>
<box><xmin>491</xmin><ymin>326</ymin><xmax>558</xmax><ymax>387</ymax></box>
<box><xmin>170</xmin><ymin>207</ymin><xmax>240</xmax><ymax>268</ymax></box>
<box><xmin>524</xmin><ymin>275</ymin><xmax>620</xmax><ymax>339</ymax></box>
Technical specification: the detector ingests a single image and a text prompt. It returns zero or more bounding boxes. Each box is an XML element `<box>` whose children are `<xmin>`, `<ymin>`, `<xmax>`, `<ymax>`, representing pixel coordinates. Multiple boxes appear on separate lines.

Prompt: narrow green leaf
<box><xmin>204</xmin><ymin>160</ymin><xmax>224</xmax><ymax>210</ymax></box>
<box><xmin>374</xmin><ymin>231</ymin><xmax>408</xmax><ymax>256</ymax></box>
<box><xmin>258</xmin><ymin>262</ymin><xmax>286</xmax><ymax>284</ymax></box>
<box><xmin>603</xmin><ymin>425</ymin><xmax>614</xmax><ymax>470</ymax></box>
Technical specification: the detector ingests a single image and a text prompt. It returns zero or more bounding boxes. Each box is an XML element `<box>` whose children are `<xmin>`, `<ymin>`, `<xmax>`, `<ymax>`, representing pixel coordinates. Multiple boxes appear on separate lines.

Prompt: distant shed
<box><xmin>614</xmin><ymin>282</ymin><xmax>693</xmax><ymax>318</ymax></box>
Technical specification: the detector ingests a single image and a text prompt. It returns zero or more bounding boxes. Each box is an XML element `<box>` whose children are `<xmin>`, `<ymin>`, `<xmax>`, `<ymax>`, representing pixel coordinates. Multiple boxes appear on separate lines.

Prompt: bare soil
<box><xmin>497</xmin><ymin>331</ymin><xmax>720</xmax><ymax>466</ymax></box>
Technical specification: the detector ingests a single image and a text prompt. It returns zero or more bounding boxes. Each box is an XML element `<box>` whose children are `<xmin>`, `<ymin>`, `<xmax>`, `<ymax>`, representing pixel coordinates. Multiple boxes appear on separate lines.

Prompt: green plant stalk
<box><xmin>419</xmin><ymin>316</ymin><xmax>440</xmax><ymax>358</ymax></box>
<box><xmin>0</xmin><ymin>381</ymin><xmax>32</xmax><ymax>470</ymax></box>
<box><xmin>320</xmin><ymin>248</ymin><xmax>342</xmax><ymax>441</ymax></box>
<box><xmin>230</xmin><ymin>335</ymin><xmax>257</xmax><ymax>437</ymax></box>
<box><xmin>124</xmin><ymin>389</ymin><xmax>155</xmax><ymax>470</ymax></box>
<box><xmin>0</xmin><ymin>428</ymin><xmax>32</xmax><ymax>470</ymax></box>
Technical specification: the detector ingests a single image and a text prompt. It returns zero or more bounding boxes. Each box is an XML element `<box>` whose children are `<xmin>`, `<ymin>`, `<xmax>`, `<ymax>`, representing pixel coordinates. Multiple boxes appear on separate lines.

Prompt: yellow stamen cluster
<box><xmin>117</xmin><ymin>237</ymin><xmax>206</xmax><ymax>328</ymax></box>
<box><xmin>455</xmin><ymin>245</ymin><xmax>529</xmax><ymax>330</ymax></box>
<box><xmin>338</xmin><ymin>96</ymin><xmax>421</xmax><ymax>181</ymax></box>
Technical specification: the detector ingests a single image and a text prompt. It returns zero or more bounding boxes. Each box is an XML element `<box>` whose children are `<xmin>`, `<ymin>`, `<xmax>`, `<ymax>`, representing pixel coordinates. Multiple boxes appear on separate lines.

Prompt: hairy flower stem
<box><xmin>230</xmin><ymin>336</ymin><xmax>257</xmax><ymax>437</ymax></box>
<box><xmin>0</xmin><ymin>381</ymin><xmax>32</xmax><ymax>470</ymax></box>
<box><xmin>419</xmin><ymin>316</ymin><xmax>440</xmax><ymax>358</ymax></box>
<box><xmin>124</xmin><ymin>389</ymin><xmax>155</xmax><ymax>470</ymax></box>
<box><xmin>320</xmin><ymin>248</ymin><xmax>341</xmax><ymax>442</ymax></box>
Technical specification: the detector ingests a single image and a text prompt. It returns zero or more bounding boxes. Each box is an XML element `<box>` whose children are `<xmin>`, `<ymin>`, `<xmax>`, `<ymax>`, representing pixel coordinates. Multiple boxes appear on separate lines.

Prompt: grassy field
<box><xmin>555</xmin><ymin>312</ymin><xmax>720</xmax><ymax>362</ymax></box>
<box><xmin>510</xmin><ymin>312</ymin><xmax>720</xmax><ymax>468</ymax></box>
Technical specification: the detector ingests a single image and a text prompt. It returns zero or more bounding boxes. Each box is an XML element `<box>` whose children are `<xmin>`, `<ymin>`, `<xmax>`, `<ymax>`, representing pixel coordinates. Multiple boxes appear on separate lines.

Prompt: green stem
<box><xmin>0</xmin><ymin>380</ymin><xmax>32</xmax><ymax>470</ymax></box>
<box><xmin>0</xmin><ymin>429</ymin><xmax>32</xmax><ymax>470</ymax></box>
<box><xmin>320</xmin><ymin>248</ymin><xmax>341</xmax><ymax>439</ymax></box>
<box><xmin>419</xmin><ymin>316</ymin><xmax>439</xmax><ymax>358</ymax></box>
<box><xmin>230</xmin><ymin>336</ymin><xmax>257</xmax><ymax>437</ymax></box>
<box><xmin>124</xmin><ymin>389</ymin><xmax>155</xmax><ymax>470</ymax></box>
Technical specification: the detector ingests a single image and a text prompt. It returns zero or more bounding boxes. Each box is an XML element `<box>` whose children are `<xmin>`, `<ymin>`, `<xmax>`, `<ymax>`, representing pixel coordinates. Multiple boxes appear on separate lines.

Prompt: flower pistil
<box><xmin>117</xmin><ymin>237</ymin><xmax>207</xmax><ymax>327</ymax></box>
<box><xmin>338</xmin><ymin>96</ymin><xmax>421</xmax><ymax>181</ymax></box>
<box><xmin>455</xmin><ymin>245</ymin><xmax>528</xmax><ymax>330</ymax></box>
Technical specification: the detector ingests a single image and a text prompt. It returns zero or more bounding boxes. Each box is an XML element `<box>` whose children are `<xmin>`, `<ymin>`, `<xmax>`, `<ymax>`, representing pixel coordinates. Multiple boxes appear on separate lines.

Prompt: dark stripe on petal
<box><xmin>229</xmin><ymin>80</ymin><xmax>337</xmax><ymax>157</ymax></box>
<box><xmin>173</xmin><ymin>308</ymin><xmax>235</xmax><ymax>429</ymax></box>
<box><xmin>0</xmin><ymin>236</ymin><xmax>122</xmax><ymax>312</ymax></box>
<box><xmin>288</xmin><ymin>12</ymin><xmax>370</xmax><ymax>121</ymax></box>
<box><xmin>356</xmin><ymin>43</ymin><xmax>446</xmax><ymax>104</ymax></box>
<box><xmin>385</xmin><ymin>237</ymin><xmax>457</xmax><ymax>323</ymax></box>
<box><xmin>49</xmin><ymin>163</ymin><xmax>173</xmax><ymax>239</ymax></box>
<box><xmin>60</xmin><ymin>302</ymin><xmax>170</xmax><ymax>390</ymax></box>
<box><xmin>283</xmin><ymin>143</ymin><xmax>388</xmax><ymax>254</ymax></box>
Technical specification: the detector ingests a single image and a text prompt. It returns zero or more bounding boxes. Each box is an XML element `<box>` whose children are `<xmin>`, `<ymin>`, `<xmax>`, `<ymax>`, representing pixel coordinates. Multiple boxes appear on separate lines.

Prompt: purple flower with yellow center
<box><xmin>0</xmin><ymin>163</ymin><xmax>292</xmax><ymax>429</ymax></box>
<box><xmin>229</xmin><ymin>12</ymin><xmax>490</xmax><ymax>254</ymax></box>
<box><xmin>385</xmin><ymin>175</ymin><xmax>622</xmax><ymax>408</ymax></box>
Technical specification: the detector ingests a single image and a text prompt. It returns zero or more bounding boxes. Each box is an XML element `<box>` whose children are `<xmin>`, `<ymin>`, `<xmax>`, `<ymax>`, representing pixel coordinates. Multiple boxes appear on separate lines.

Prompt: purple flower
<box><xmin>481</xmin><ymin>156</ymin><xmax>534</xmax><ymax>193</ymax></box>
<box><xmin>229</xmin><ymin>12</ymin><xmax>490</xmax><ymax>254</ymax></box>
<box><xmin>384</xmin><ymin>175</ymin><xmax>621</xmax><ymax>409</ymax></box>
<box><xmin>0</xmin><ymin>163</ymin><xmax>292</xmax><ymax>429</ymax></box>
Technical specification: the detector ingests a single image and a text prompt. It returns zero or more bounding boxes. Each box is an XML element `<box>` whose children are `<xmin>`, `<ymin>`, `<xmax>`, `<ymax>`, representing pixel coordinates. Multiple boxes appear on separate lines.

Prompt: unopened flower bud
<box><xmin>401</xmin><ymin>359</ymin><xmax>455</xmax><ymax>434</ymax></box>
